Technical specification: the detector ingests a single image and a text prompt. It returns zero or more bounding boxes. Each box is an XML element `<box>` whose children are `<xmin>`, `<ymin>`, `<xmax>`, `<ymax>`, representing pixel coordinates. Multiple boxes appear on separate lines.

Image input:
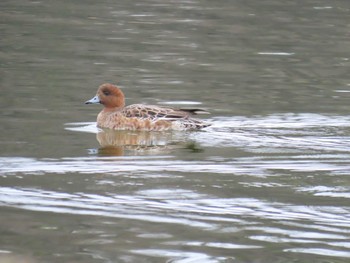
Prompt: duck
<box><xmin>85</xmin><ymin>83</ymin><xmax>211</xmax><ymax>131</ymax></box>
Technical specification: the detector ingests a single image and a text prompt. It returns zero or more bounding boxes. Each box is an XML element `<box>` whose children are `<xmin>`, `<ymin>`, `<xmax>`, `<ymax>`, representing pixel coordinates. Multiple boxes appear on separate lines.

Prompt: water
<box><xmin>1</xmin><ymin>0</ymin><xmax>350</xmax><ymax>262</ymax></box>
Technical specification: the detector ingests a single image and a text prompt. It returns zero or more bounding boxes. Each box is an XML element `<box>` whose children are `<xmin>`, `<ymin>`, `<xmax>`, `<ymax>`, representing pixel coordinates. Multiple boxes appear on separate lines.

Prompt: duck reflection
<box><xmin>96</xmin><ymin>129</ymin><xmax>184</xmax><ymax>156</ymax></box>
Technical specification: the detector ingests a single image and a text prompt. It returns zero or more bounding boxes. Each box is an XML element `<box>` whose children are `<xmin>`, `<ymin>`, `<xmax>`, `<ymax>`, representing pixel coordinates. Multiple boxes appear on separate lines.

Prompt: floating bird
<box><xmin>85</xmin><ymin>83</ymin><xmax>211</xmax><ymax>131</ymax></box>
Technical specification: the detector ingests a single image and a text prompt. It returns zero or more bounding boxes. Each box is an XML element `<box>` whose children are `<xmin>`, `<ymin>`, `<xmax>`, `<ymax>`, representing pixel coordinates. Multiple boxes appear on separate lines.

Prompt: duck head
<box><xmin>85</xmin><ymin>83</ymin><xmax>125</xmax><ymax>109</ymax></box>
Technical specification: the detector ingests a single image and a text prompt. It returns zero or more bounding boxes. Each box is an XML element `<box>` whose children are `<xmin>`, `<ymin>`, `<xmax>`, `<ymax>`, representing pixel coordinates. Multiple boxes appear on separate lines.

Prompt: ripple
<box><xmin>6</xmin><ymin>114</ymin><xmax>350</xmax><ymax>196</ymax></box>
<box><xmin>1</xmin><ymin>183</ymin><xmax>349</xmax><ymax>260</ymax></box>
<box><xmin>194</xmin><ymin>114</ymin><xmax>350</xmax><ymax>153</ymax></box>
<box><xmin>285</xmin><ymin>248</ymin><xmax>350</xmax><ymax>258</ymax></box>
<box><xmin>258</xmin><ymin>52</ymin><xmax>295</xmax><ymax>56</ymax></box>
<box><xmin>131</xmin><ymin>249</ymin><xmax>216</xmax><ymax>263</ymax></box>
<box><xmin>297</xmin><ymin>186</ymin><xmax>350</xmax><ymax>198</ymax></box>
<box><xmin>1</xmin><ymin>187</ymin><xmax>349</xmax><ymax>229</ymax></box>
<box><xmin>3</xmin><ymin>113</ymin><xmax>350</xmax><ymax>261</ymax></box>
<box><xmin>65</xmin><ymin>122</ymin><xmax>99</xmax><ymax>133</ymax></box>
<box><xmin>2</xmin><ymin>154</ymin><xmax>350</xmax><ymax>178</ymax></box>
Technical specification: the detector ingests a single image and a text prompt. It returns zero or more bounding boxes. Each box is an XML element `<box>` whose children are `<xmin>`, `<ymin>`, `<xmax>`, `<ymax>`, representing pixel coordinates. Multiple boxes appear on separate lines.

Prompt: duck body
<box><xmin>86</xmin><ymin>83</ymin><xmax>211</xmax><ymax>131</ymax></box>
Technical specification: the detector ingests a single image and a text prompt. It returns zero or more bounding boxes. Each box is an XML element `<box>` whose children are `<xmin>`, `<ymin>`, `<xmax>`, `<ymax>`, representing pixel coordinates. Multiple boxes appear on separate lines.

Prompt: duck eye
<box><xmin>103</xmin><ymin>90</ymin><xmax>110</xmax><ymax>96</ymax></box>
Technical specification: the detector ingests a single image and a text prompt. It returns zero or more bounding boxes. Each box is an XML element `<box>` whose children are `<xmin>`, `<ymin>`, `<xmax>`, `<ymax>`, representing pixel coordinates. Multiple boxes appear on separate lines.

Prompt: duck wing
<box><xmin>122</xmin><ymin>104</ymin><xmax>208</xmax><ymax>120</ymax></box>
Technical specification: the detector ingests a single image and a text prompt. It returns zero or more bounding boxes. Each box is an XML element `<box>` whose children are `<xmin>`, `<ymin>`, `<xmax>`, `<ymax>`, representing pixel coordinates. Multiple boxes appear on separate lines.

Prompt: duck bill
<box><xmin>85</xmin><ymin>95</ymin><xmax>100</xmax><ymax>104</ymax></box>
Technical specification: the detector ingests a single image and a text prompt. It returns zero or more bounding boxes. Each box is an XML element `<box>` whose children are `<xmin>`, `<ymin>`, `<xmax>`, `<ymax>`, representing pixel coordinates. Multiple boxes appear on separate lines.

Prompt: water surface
<box><xmin>1</xmin><ymin>0</ymin><xmax>350</xmax><ymax>262</ymax></box>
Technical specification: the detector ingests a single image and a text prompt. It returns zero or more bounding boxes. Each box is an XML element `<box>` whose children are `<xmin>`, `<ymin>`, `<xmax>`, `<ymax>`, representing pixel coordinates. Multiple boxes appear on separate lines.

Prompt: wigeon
<box><xmin>85</xmin><ymin>83</ymin><xmax>211</xmax><ymax>131</ymax></box>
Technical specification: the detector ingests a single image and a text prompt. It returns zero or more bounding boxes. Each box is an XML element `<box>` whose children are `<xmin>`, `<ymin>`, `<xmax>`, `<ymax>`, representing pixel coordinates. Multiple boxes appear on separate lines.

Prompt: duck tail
<box><xmin>180</xmin><ymin>108</ymin><xmax>210</xmax><ymax>115</ymax></box>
